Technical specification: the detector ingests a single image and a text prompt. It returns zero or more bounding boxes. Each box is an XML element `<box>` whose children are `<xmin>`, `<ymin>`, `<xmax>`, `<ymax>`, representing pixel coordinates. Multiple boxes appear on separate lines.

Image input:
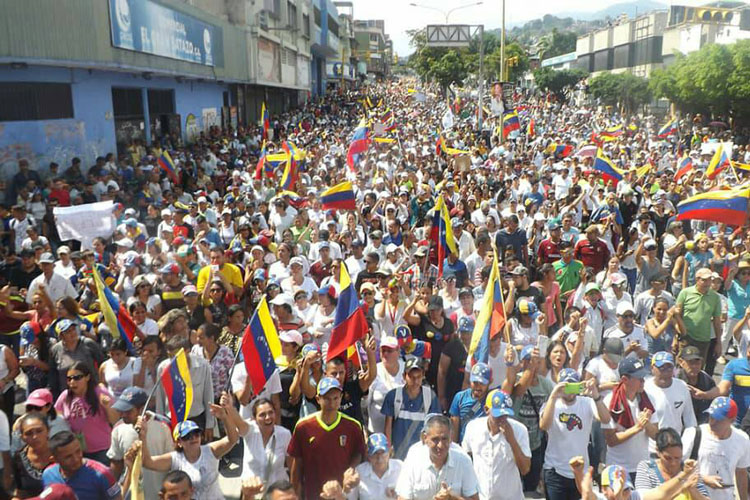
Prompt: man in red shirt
<box><xmin>537</xmin><ymin>220</ymin><xmax>563</xmax><ymax>266</ymax></box>
<box><xmin>574</xmin><ymin>225</ymin><xmax>610</xmax><ymax>273</ymax></box>
<box><xmin>288</xmin><ymin>377</ymin><xmax>365</xmax><ymax>499</ymax></box>
<box><xmin>48</xmin><ymin>178</ymin><xmax>71</xmax><ymax>206</ymax></box>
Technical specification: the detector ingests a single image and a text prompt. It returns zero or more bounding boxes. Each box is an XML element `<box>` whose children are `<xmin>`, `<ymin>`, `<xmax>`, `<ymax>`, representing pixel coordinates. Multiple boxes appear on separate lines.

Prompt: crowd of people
<box><xmin>0</xmin><ymin>77</ymin><xmax>749</xmax><ymax>500</ymax></box>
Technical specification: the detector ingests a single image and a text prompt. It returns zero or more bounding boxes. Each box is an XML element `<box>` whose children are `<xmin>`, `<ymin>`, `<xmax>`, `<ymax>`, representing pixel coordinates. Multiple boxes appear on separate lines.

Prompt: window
<box><xmin>302</xmin><ymin>13</ymin><xmax>310</xmax><ymax>37</ymax></box>
<box><xmin>314</xmin><ymin>6</ymin><xmax>321</xmax><ymax>27</ymax></box>
<box><xmin>112</xmin><ymin>88</ymin><xmax>143</xmax><ymax>118</ymax></box>
<box><xmin>147</xmin><ymin>89</ymin><xmax>175</xmax><ymax>115</ymax></box>
<box><xmin>370</xmin><ymin>34</ymin><xmax>377</xmax><ymax>42</ymax></box>
<box><xmin>268</xmin><ymin>0</ymin><xmax>281</xmax><ymax>19</ymax></box>
<box><xmin>328</xmin><ymin>16</ymin><xmax>339</xmax><ymax>37</ymax></box>
<box><xmin>0</xmin><ymin>82</ymin><xmax>73</xmax><ymax>121</ymax></box>
<box><xmin>287</xmin><ymin>1</ymin><xmax>297</xmax><ymax>29</ymax></box>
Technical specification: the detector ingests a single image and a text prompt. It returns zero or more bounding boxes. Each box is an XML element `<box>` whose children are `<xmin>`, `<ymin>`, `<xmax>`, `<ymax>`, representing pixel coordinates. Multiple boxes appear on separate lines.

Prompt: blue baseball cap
<box><xmin>317</xmin><ymin>377</ymin><xmax>342</xmax><ymax>396</ymax></box>
<box><xmin>253</xmin><ymin>269</ymin><xmax>266</xmax><ymax>282</ymax></box>
<box><xmin>517</xmin><ymin>298</ymin><xmax>539</xmax><ymax>319</ymax></box>
<box><xmin>111</xmin><ymin>387</ymin><xmax>148</xmax><ymax>412</ymax></box>
<box><xmin>558</xmin><ymin>368</ymin><xmax>580</xmax><ymax>383</ymax></box>
<box><xmin>301</xmin><ymin>343</ymin><xmax>320</xmax><ymax>358</ymax></box>
<box><xmin>619</xmin><ymin>357</ymin><xmax>650</xmax><ymax>378</ymax></box>
<box><xmin>54</xmin><ymin>319</ymin><xmax>77</xmax><ymax>336</ymax></box>
<box><xmin>458</xmin><ymin>316</ymin><xmax>475</xmax><ymax>333</ymax></box>
<box><xmin>20</xmin><ymin>321</ymin><xmax>42</xmax><ymax>347</ymax></box>
<box><xmin>651</xmin><ymin>351</ymin><xmax>675</xmax><ymax>368</ymax></box>
<box><xmin>470</xmin><ymin>362</ymin><xmax>492</xmax><ymax>385</ymax></box>
<box><xmin>367</xmin><ymin>433</ymin><xmax>390</xmax><ymax>455</ymax></box>
<box><xmin>520</xmin><ymin>344</ymin><xmax>535</xmax><ymax>361</ymax></box>
<box><xmin>172</xmin><ymin>420</ymin><xmax>200</xmax><ymax>440</ymax></box>
<box><xmin>601</xmin><ymin>465</ymin><xmax>633</xmax><ymax>490</ymax></box>
<box><xmin>705</xmin><ymin>396</ymin><xmax>738</xmax><ymax>421</ymax></box>
<box><xmin>486</xmin><ymin>389</ymin><xmax>514</xmax><ymax>417</ymax></box>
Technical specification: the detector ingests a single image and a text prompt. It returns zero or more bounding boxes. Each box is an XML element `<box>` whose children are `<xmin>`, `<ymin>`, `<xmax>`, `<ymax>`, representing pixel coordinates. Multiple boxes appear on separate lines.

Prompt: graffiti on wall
<box><xmin>0</xmin><ymin>120</ymin><xmax>105</xmax><ymax>180</ymax></box>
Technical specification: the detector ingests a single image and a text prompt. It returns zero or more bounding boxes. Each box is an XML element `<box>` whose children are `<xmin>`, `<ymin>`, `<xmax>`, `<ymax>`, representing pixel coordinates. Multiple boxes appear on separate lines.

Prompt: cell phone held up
<box><xmin>564</xmin><ymin>382</ymin><xmax>584</xmax><ymax>395</ymax></box>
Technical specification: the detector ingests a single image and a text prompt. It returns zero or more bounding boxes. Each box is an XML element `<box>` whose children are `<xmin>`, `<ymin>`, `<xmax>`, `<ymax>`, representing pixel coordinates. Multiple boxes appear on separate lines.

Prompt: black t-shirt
<box><xmin>441</xmin><ymin>337</ymin><xmax>468</xmax><ymax>406</ymax></box>
<box><xmin>677</xmin><ymin>368</ymin><xmax>716</xmax><ymax>424</ymax></box>
<box><xmin>339</xmin><ymin>378</ymin><xmax>365</xmax><ymax>424</ymax></box>
<box><xmin>8</xmin><ymin>265</ymin><xmax>41</xmax><ymax>290</ymax></box>
<box><xmin>413</xmin><ymin>313</ymin><xmax>455</xmax><ymax>389</ymax></box>
<box><xmin>279</xmin><ymin>365</ymin><xmax>301</xmax><ymax>431</ymax></box>
<box><xmin>517</xmin><ymin>285</ymin><xmax>545</xmax><ymax>311</ymax></box>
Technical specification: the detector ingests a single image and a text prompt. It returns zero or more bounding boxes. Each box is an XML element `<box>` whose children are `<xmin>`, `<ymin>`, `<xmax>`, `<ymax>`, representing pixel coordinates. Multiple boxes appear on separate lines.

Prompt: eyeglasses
<box><xmin>67</xmin><ymin>374</ymin><xmax>86</xmax><ymax>382</ymax></box>
<box><xmin>210</xmin><ymin>288</ymin><xmax>223</xmax><ymax>293</ymax></box>
<box><xmin>25</xmin><ymin>404</ymin><xmax>43</xmax><ymax>411</ymax></box>
<box><xmin>619</xmin><ymin>313</ymin><xmax>635</xmax><ymax>319</ymax></box>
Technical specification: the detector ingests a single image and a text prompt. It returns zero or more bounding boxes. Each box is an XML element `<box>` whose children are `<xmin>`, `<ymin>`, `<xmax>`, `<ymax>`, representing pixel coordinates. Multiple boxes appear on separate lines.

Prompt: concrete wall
<box><xmin>0</xmin><ymin>65</ymin><xmax>226</xmax><ymax>179</ymax></box>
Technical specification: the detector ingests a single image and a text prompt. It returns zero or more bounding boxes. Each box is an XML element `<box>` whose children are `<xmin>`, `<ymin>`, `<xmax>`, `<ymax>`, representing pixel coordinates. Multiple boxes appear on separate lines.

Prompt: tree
<box><xmin>533</xmin><ymin>67</ymin><xmax>587</xmax><ymax>97</ymax></box>
<box><xmin>430</xmin><ymin>50</ymin><xmax>468</xmax><ymax>91</ymax></box>
<box><xmin>588</xmin><ymin>72</ymin><xmax>651</xmax><ymax>114</ymax></box>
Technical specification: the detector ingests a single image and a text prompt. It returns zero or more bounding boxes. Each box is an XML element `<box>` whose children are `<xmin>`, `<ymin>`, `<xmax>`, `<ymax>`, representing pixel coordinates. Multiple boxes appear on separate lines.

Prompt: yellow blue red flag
<box><xmin>161</xmin><ymin>348</ymin><xmax>193</xmax><ymax>427</ymax></box>
<box><xmin>241</xmin><ymin>296</ymin><xmax>281</xmax><ymax>395</ymax></box>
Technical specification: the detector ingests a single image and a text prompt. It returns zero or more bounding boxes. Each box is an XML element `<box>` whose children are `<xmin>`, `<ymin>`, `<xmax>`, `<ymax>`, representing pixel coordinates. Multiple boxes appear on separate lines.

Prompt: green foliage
<box><xmin>649</xmin><ymin>41</ymin><xmax>750</xmax><ymax>120</ymax></box>
<box><xmin>430</xmin><ymin>51</ymin><xmax>468</xmax><ymax>89</ymax></box>
<box><xmin>533</xmin><ymin>67</ymin><xmax>587</xmax><ymax>96</ymax></box>
<box><xmin>588</xmin><ymin>72</ymin><xmax>651</xmax><ymax>114</ymax></box>
<box><xmin>538</xmin><ymin>28</ymin><xmax>578</xmax><ymax>60</ymax></box>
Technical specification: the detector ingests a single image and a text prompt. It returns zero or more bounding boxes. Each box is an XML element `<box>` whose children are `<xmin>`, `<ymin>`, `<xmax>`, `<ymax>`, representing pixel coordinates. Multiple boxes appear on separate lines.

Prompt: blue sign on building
<box><xmin>108</xmin><ymin>0</ymin><xmax>223</xmax><ymax>67</ymax></box>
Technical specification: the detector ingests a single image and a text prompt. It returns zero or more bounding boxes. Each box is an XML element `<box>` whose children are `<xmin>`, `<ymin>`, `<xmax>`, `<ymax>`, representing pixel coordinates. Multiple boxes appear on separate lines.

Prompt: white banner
<box><xmin>54</xmin><ymin>201</ymin><xmax>115</xmax><ymax>249</ymax></box>
<box><xmin>442</xmin><ymin>109</ymin><xmax>455</xmax><ymax>130</ymax></box>
<box><xmin>700</xmin><ymin>141</ymin><xmax>733</xmax><ymax>155</ymax></box>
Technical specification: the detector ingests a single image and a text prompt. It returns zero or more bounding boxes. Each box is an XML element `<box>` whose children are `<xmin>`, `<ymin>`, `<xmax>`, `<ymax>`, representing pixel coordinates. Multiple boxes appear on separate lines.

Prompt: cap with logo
<box><xmin>457</xmin><ymin>316</ymin><xmax>475</xmax><ymax>333</ymax></box>
<box><xmin>317</xmin><ymin>377</ymin><xmax>343</xmax><ymax>396</ymax></box>
<box><xmin>367</xmin><ymin>433</ymin><xmax>390</xmax><ymax>455</ymax></box>
<box><xmin>558</xmin><ymin>368</ymin><xmax>581</xmax><ymax>383</ymax></box>
<box><xmin>601</xmin><ymin>465</ymin><xmax>633</xmax><ymax>491</ymax></box>
<box><xmin>651</xmin><ymin>351</ymin><xmax>675</xmax><ymax>368</ymax></box>
<box><xmin>517</xmin><ymin>298</ymin><xmax>539</xmax><ymax>319</ymax></box>
<box><xmin>404</xmin><ymin>357</ymin><xmax>425</xmax><ymax>373</ymax></box>
<box><xmin>618</xmin><ymin>357</ymin><xmax>650</xmax><ymax>378</ymax></box>
<box><xmin>469</xmin><ymin>362</ymin><xmax>492</xmax><ymax>385</ymax></box>
<box><xmin>172</xmin><ymin>420</ymin><xmax>201</xmax><ymax>440</ymax></box>
<box><xmin>54</xmin><ymin>319</ymin><xmax>77</xmax><ymax>336</ymax></box>
<box><xmin>679</xmin><ymin>345</ymin><xmax>702</xmax><ymax>361</ymax></box>
<box><xmin>485</xmin><ymin>389</ymin><xmax>514</xmax><ymax>417</ymax></box>
<box><xmin>111</xmin><ymin>387</ymin><xmax>149</xmax><ymax>412</ymax></box>
<box><xmin>705</xmin><ymin>396</ymin><xmax>738</xmax><ymax>420</ymax></box>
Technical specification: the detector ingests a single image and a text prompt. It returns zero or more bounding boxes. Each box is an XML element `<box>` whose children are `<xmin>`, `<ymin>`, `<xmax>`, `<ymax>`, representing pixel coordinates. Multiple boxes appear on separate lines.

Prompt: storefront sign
<box><xmin>109</xmin><ymin>0</ymin><xmax>223</xmax><ymax>66</ymax></box>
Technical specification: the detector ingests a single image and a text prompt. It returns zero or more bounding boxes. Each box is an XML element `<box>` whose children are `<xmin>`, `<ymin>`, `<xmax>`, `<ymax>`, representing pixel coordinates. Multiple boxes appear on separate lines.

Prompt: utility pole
<box><xmin>500</xmin><ymin>0</ymin><xmax>505</xmax><ymax>81</ymax></box>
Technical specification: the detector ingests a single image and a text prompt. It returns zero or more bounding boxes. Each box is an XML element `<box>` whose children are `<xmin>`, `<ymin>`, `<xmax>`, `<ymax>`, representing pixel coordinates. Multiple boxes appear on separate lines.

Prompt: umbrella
<box><xmin>708</xmin><ymin>121</ymin><xmax>727</xmax><ymax>128</ymax></box>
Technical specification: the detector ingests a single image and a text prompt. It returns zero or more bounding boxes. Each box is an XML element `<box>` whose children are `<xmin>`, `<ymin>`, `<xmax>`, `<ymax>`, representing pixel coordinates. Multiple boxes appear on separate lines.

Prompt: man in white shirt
<box><xmin>681</xmin><ymin>397</ymin><xmax>750</xmax><ymax>500</ymax></box>
<box><xmin>396</xmin><ymin>413</ymin><xmax>479</xmax><ymax>500</ymax></box>
<box><xmin>603</xmin><ymin>303</ymin><xmax>649</xmax><ymax>360</ymax></box>
<box><xmin>644</xmin><ymin>351</ymin><xmax>697</xmax><ymax>453</ymax></box>
<box><xmin>602</xmin><ymin>357</ymin><xmax>658</xmax><ymax>476</ymax></box>
<box><xmin>462</xmin><ymin>390</ymin><xmax>531</xmax><ymax>500</ymax></box>
<box><xmin>26</xmin><ymin>253</ymin><xmax>77</xmax><ymax>305</ymax></box>
<box><xmin>540</xmin><ymin>368</ymin><xmax>611</xmax><ymax>500</ymax></box>
<box><xmin>53</xmin><ymin>246</ymin><xmax>77</xmax><ymax>281</ymax></box>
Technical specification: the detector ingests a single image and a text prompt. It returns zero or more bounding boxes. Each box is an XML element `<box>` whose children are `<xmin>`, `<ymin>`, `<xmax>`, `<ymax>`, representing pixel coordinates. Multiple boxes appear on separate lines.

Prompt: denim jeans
<box><xmin>544</xmin><ymin>468</ymin><xmax>580</xmax><ymax>500</ymax></box>
<box><xmin>523</xmin><ymin>444</ymin><xmax>546</xmax><ymax>492</ymax></box>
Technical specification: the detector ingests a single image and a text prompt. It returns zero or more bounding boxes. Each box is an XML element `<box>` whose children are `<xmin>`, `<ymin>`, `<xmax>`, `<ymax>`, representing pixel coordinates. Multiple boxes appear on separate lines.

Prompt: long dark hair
<box><xmin>65</xmin><ymin>362</ymin><xmax>100</xmax><ymax>415</ymax></box>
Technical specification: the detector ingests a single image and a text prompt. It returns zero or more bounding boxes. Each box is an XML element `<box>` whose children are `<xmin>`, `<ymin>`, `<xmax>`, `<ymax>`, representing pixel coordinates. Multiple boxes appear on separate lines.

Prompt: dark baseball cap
<box><xmin>679</xmin><ymin>345</ymin><xmax>702</xmax><ymax>361</ymax></box>
<box><xmin>618</xmin><ymin>357</ymin><xmax>650</xmax><ymax>378</ymax></box>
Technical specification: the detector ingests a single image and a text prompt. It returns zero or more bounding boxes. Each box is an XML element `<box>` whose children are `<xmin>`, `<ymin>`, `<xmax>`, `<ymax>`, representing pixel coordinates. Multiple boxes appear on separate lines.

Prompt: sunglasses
<box><xmin>25</xmin><ymin>404</ymin><xmax>44</xmax><ymax>411</ymax></box>
<box><xmin>180</xmin><ymin>430</ymin><xmax>201</xmax><ymax>441</ymax></box>
<box><xmin>210</xmin><ymin>288</ymin><xmax>223</xmax><ymax>293</ymax></box>
<box><xmin>67</xmin><ymin>374</ymin><xmax>86</xmax><ymax>382</ymax></box>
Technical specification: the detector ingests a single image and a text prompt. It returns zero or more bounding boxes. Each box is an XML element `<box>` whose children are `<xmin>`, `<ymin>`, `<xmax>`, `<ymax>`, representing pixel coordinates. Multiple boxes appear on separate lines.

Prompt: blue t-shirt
<box><xmin>449</xmin><ymin>388</ymin><xmax>487</xmax><ymax>441</ymax></box>
<box><xmin>722</xmin><ymin>358</ymin><xmax>750</xmax><ymax>425</ymax></box>
<box><xmin>42</xmin><ymin>459</ymin><xmax>120</xmax><ymax>500</ymax></box>
<box><xmin>728</xmin><ymin>279</ymin><xmax>750</xmax><ymax>320</ymax></box>
<box><xmin>381</xmin><ymin>386</ymin><xmax>440</xmax><ymax>459</ymax></box>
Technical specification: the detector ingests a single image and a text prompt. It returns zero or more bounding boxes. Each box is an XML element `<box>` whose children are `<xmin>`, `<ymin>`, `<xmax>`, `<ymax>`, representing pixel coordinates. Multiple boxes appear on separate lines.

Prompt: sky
<box><xmin>349</xmin><ymin>0</ymin><xmax>712</xmax><ymax>57</ymax></box>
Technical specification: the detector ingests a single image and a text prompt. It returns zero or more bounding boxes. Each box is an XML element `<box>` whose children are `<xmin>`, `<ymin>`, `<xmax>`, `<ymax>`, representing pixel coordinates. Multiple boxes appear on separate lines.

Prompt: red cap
<box><xmin>29</xmin><ymin>483</ymin><xmax>78</xmax><ymax>500</ymax></box>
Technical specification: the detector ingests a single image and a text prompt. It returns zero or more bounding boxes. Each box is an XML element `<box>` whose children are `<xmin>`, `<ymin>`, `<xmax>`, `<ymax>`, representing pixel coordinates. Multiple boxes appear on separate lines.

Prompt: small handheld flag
<box><xmin>327</xmin><ymin>263</ymin><xmax>368</xmax><ymax>362</ymax></box>
<box><xmin>161</xmin><ymin>348</ymin><xmax>193</xmax><ymax>428</ymax></box>
<box><xmin>157</xmin><ymin>152</ymin><xmax>180</xmax><ymax>185</ymax></box>
<box><xmin>92</xmin><ymin>264</ymin><xmax>140</xmax><ymax>355</ymax></box>
<box><xmin>706</xmin><ymin>144</ymin><xmax>730</xmax><ymax>180</ymax></box>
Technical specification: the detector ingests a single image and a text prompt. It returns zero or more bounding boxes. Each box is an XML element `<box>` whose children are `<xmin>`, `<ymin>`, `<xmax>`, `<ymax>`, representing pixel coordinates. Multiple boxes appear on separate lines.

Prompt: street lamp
<box><xmin>409</xmin><ymin>1</ymin><xmax>483</xmax><ymax>24</ymax></box>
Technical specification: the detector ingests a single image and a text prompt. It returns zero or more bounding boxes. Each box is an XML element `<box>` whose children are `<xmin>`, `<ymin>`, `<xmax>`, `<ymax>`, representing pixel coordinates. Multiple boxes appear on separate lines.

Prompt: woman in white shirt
<box><xmin>234</xmin><ymin>398</ymin><xmax>291</xmax><ymax>495</ymax></box>
<box><xmin>128</xmin><ymin>300</ymin><xmax>159</xmax><ymax>337</ymax></box>
<box><xmin>98</xmin><ymin>338</ymin><xmax>140</xmax><ymax>399</ymax></box>
<box><xmin>343</xmin><ymin>433</ymin><xmax>403</xmax><ymax>500</ymax></box>
<box><xmin>366</xmin><ymin>338</ymin><xmax>404</xmax><ymax>434</ymax></box>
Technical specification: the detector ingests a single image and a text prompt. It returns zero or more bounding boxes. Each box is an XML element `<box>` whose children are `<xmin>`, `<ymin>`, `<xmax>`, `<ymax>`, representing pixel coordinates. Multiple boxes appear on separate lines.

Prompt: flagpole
<box><xmin>731</xmin><ymin>163</ymin><xmax>742</xmax><ymax>184</ymax></box>
<box><xmin>140</xmin><ymin>369</ymin><xmax>164</xmax><ymax>419</ymax></box>
<box><xmin>223</xmin><ymin>295</ymin><xmax>266</xmax><ymax>394</ymax></box>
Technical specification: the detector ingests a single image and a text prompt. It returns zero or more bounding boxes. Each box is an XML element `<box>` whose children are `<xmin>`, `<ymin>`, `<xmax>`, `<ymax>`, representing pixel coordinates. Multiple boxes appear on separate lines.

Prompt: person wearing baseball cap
<box><xmin>681</xmin><ymin>396</ymin><xmax>750</xmax><ymax>497</ymax></box>
<box><xmin>288</xmin><ymin>376</ymin><xmax>366</xmax><ymax>500</ymax></box>
<box><xmin>342</xmin><ymin>433</ymin><xmax>401</xmax><ymax>499</ymax></box>
<box><xmin>382</xmin><ymin>357</ymin><xmax>440</xmax><ymax>460</ymax></box>
<box><xmin>717</xmin><ymin>340</ymin><xmax>750</xmax><ymax>426</ymax></box>
<box><xmin>540</xmin><ymin>368</ymin><xmax>610</xmax><ymax>499</ymax></box>
<box><xmin>462</xmin><ymin>388</ymin><xmax>530</xmax><ymax>499</ymax></box>
<box><xmin>448</xmin><ymin>362</ymin><xmax>492</xmax><ymax>442</ymax></box>
<box><xmin>108</xmin><ymin>387</ymin><xmax>173</xmax><ymax>498</ymax></box>
<box><xmin>603</xmin><ymin>302</ymin><xmax>649</xmax><ymax>360</ymax></box>
<box><xmin>644</xmin><ymin>351</ymin><xmax>697</xmax><ymax>454</ymax></box>
<box><xmin>676</xmin><ymin>266</ymin><xmax>722</xmax><ymax>364</ymax></box>
<box><xmin>677</xmin><ymin>345</ymin><xmax>717</xmax><ymax>424</ymax></box>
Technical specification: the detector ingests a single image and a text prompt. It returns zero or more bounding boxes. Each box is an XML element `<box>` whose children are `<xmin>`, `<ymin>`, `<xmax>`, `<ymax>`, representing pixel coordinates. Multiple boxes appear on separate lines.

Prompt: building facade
<box><xmin>353</xmin><ymin>20</ymin><xmax>392</xmax><ymax>79</ymax></box>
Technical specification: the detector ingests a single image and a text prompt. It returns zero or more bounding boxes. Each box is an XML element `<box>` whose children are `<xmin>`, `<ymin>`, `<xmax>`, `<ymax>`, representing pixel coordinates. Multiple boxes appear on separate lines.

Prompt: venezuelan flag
<box><xmin>593</xmin><ymin>149</ymin><xmax>625</xmax><ymax>184</ymax></box>
<box><xmin>600</xmin><ymin>125</ymin><xmax>624</xmax><ymax>141</ymax></box>
<box><xmin>554</xmin><ymin>144</ymin><xmax>574</xmax><ymax>159</ymax></box>
<box><xmin>161</xmin><ymin>348</ymin><xmax>193</xmax><ymax>427</ymax></box>
<box><xmin>321</xmin><ymin>181</ymin><xmax>356</xmax><ymax>210</ymax></box>
<box><xmin>279</xmin><ymin>155</ymin><xmax>298</xmax><ymax>191</ymax></box>
<box><xmin>674</xmin><ymin>155</ymin><xmax>694</xmax><ymax>182</ymax></box>
<box><xmin>347</xmin><ymin>118</ymin><xmax>370</xmax><ymax>171</ymax></box>
<box><xmin>526</xmin><ymin>119</ymin><xmax>535</xmax><ymax>138</ymax></box>
<box><xmin>706</xmin><ymin>144</ymin><xmax>730</xmax><ymax>180</ymax></box>
<box><xmin>261</xmin><ymin>102</ymin><xmax>270</xmax><ymax>139</ymax></box>
<box><xmin>733</xmin><ymin>161</ymin><xmax>750</xmax><ymax>172</ymax></box>
<box><xmin>677</xmin><ymin>187</ymin><xmax>750</xmax><ymax>227</ymax></box>
<box><xmin>430</xmin><ymin>196</ymin><xmax>458</xmax><ymax>276</ymax></box>
<box><xmin>327</xmin><ymin>263</ymin><xmax>369</xmax><ymax>362</ymax></box>
<box><xmin>468</xmin><ymin>251</ymin><xmax>506</xmax><ymax>365</ymax></box>
<box><xmin>92</xmin><ymin>265</ymin><xmax>139</xmax><ymax>354</ymax></box>
<box><xmin>254</xmin><ymin>141</ymin><xmax>267</xmax><ymax>180</ymax></box>
<box><xmin>502</xmin><ymin>110</ymin><xmax>521</xmax><ymax>138</ymax></box>
<box><xmin>278</xmin><ymin>190</ymin><xmax>308</xmax><ymax>209</ymax></box>
<box><xmin>241</xmin><ymin>296</ymin><xmax>281</xmax><ymax>395</ymax></box>
<box><xmin>657</xmin><ymin>118</ymin><xmax>677</xmax><ymax>139</ymax></box>
<box><xmin>157</xmin><ymin>152</ymin><xmax>179</xmax><ymax>185</ymax></box>
<box><xmin>436</xmin><ymin>135</ymin><xmax>445</xmax><ymax>156</ymax></box>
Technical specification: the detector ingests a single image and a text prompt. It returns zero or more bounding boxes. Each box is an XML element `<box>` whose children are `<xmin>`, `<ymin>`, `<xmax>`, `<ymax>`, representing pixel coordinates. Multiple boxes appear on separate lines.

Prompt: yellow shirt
<box><xmin>196</xmin><ymin>263</ymin><xmax>243</xmax><ymax>294</ymax></box>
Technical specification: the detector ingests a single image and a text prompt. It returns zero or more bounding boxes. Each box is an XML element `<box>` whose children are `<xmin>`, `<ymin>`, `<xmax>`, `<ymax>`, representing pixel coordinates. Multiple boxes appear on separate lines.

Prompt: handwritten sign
<box><xmin>54</xmin><ymin>201</ymin><xmax>115</xmax><ymax>249</ymax></box>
